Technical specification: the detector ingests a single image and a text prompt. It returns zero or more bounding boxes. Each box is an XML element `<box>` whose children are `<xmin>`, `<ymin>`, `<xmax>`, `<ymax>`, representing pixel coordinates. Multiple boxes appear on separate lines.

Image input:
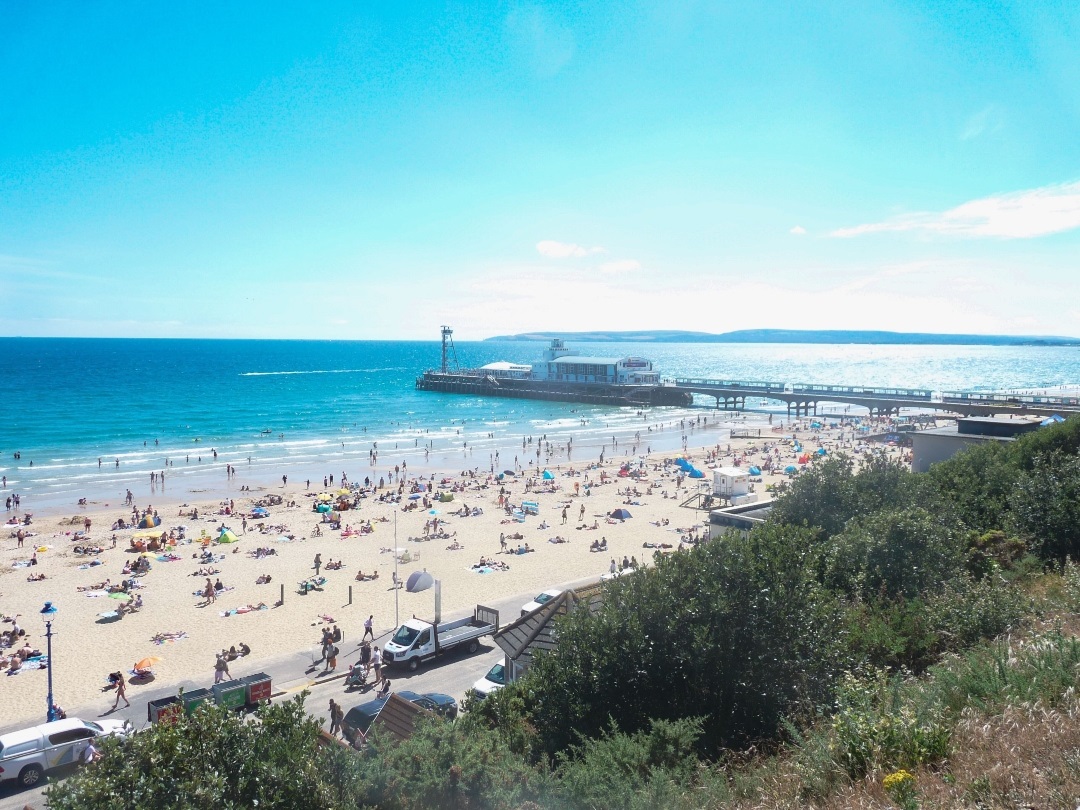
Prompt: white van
<box><xmin>0</xmin><ymin>717</ymin><xmax>131</xmax><ymax>787</ymax></box>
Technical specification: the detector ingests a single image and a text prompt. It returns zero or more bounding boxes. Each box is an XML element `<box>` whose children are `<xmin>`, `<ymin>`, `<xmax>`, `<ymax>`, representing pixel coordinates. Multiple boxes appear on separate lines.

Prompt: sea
<box><xmin>2</xmin><ymin>338</ymin><xmax>1078</xmax><ymax>512</ymax></box>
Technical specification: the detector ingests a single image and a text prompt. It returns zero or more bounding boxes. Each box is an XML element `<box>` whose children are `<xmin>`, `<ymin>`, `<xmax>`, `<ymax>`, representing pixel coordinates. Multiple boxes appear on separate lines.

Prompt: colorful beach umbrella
<box><xmin>135</xmin><ymin>656</ymin><xmax>162</xmax><ymax>671</ymax></box>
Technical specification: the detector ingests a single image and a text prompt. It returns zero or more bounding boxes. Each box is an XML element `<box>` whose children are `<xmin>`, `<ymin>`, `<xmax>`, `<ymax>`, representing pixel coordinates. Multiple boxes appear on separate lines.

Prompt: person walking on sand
<box><xmin>362</xmin><ymin>614</ymin><xmax>374</xmax><ymax>642</ymax></box>
<box><xmin>314</xmin><ymin>553</ymin><xmax>322</xmax><ymax>576</ymax></box>
<box><xmin>214</xmin><ymin>654</ymin><xmax>230</xmax><ymax>683</ymax></box>
<box><xmin>111</xmin><ymin>671</ymin><xmax>130</xmax><ymax>710</ymax></box>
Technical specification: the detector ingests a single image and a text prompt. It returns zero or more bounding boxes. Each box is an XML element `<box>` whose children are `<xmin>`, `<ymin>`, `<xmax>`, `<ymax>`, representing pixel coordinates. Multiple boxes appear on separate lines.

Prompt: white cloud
<box><xmin>831</xmin><ymin>181</ymin><xmax>1080</xmax><ymax>239</ymax></box>
<box><xmin>599</xmin><ymin>259</ymin><xmax>642</xmax><ymax>274</ymax></box>
<box><xmin>535</xmin><ymin>240</ymin><xmax>604</xmax><ymax>258</ymax></box>
<box><xmin>789</xmin><ymin>225</ymin><xmax>807</xmax><ymax>235</ymax></box>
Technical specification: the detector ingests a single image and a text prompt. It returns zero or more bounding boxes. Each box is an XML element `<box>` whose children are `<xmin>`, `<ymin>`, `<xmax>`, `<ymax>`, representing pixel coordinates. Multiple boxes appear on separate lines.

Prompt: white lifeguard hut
<box><xmin>712</xmin><ymin>467</ymin><xmax>756</xmax><ymax>505</ymax></box>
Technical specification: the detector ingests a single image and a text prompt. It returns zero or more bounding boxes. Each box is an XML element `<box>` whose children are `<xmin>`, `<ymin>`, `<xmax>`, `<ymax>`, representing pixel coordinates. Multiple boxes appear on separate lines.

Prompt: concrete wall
<box><xmin>911</xmin><ymin>432</ymin><xmax>1001</xmax><ymax>473</ymax></box>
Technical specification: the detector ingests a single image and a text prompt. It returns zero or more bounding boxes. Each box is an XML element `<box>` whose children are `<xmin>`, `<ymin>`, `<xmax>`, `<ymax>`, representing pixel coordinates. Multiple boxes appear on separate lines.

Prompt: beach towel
<box><xmin>151</xmin><ymin>631</ymin><xmax>188</xmax><ymax>645</ymax></box>
<box><xmin>219</xmin><ymin>604</ymin><xmax>268</xmax><ymax>617</ymax></box>
<box><xmin>77</xmin><ymin>560</ymin><xmax>104</xmax><ymax>569</ymax></box>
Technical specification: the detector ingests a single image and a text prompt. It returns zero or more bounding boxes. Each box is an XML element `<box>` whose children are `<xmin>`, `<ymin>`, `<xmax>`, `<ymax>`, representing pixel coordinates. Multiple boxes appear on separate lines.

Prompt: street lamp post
<box><xmin>40</xmin><ymin>601</ymin><xmax>60</xmax><ymax>722</ymax></box>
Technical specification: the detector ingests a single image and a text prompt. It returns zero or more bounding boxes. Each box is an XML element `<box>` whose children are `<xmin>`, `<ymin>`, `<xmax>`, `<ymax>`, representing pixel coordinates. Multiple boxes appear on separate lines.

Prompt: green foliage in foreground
<box><xmin>490</xmin><ymin>521</ymin><xmax>847</xmax><ymax>758</ymax></box>
<box><xmin>45</xmin><ymin>697</ymin><xmax>339</xmax><ymax>810</ymax></box>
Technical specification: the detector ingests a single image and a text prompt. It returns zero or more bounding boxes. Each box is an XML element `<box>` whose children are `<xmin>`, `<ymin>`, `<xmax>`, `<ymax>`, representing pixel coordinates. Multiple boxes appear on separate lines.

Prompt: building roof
<box><xmin>480</xmin><ymin>362</ymin><xmax>531</xmax><ymax>371</ymax></box>
<box><xmin>548</xmin><ymin>356</ymin><xmax>622</xmax><ymax>366</ymax></box>
<box><xmin>712</xmin><ymin>466</ymin><xmax>748</xmax><ymax>477</ymax></box>
<box><xmin>913</xmin><ymin>425</ymin><xmax>1019</xmax><ymax>442</ymax></box>
<box><xmin>369</xmin><ymin>693</ymin><xmax>433</xmax><ymax>743</ymax></box>
<box><xmin>494</xmin><ymin>581</ymin><xmax>605</xmax><ymax>666</ymax></box>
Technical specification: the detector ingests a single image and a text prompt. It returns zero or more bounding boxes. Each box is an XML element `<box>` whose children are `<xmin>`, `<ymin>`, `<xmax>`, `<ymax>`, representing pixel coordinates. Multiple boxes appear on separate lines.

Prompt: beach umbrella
<box><xmin>503</xmin><ymin>470</ymin><xmax>516</xmax><ymax>476</ymax></box>
<box><xmin>688</xmin><ymin>469</ymin><xmax>704</xmax><ymax>479</ymax></box>
<box><xmin>406</xmin><ymin>570</ymin><xmax>435</xmax><ymax>593</ymax></box>
<box><xmin>337</xmin><ymin>488</ymin><xmax>351</xmax><ymax>496</ymax></box>
<box><xmin>108</xmin><ymin>592</ymin><xmax>132</xmax><ymax>602</ymax></box>
<box><xmin>316</xmin><ymin>503</ymin><xmax>331</xmax><ymax>513</ymax></box>
<box><xmin>317</xmin><ymin>493</ymin><xmax>334</xmax><ymax>501</ymax></box>
<box><xmin>428</xmin><ymin>508</ymin><xmax>439</xmax><ymax>515</ymax></box>
<box><xmin>542</xmin><ymin>470</ymin><xmax>554</xmax><ymax>480</ymax></box>
<box><xmin>135</xmin><ymin>656</ymin><xmax>163</xmax><ymax>671</ymax></box>
<box><xmin>609</xmin><ymin>508</ymin><xmax>632</xmax><ymax>520</ymax></box>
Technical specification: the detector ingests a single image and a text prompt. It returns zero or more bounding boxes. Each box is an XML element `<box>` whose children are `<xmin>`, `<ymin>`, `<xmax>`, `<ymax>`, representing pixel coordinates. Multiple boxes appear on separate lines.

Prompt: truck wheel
<box><xmin>407</xmin><ymin>657</ymin><xmax>419</xmax><ymax>672</ymax></box>
<box><xmin>19</xmin><ymin>764</ymin><xmax>43</xmax><ymax>787</ymax></box>
<box><xmin>467</xmin><ymin>640</ymin><xmax>479</xmax><ymax>654</ymax></box>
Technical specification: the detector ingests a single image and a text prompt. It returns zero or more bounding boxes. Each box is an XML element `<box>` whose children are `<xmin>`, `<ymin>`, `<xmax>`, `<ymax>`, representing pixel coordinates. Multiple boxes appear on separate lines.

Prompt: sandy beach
<box><xmin>0</xmin><ymin>412</ymin><xmax>905</xmax><ymax>728</ymax></box>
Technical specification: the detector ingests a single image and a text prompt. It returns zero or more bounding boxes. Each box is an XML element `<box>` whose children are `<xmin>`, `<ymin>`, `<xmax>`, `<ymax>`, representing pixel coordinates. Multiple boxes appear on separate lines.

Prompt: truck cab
<box><xmin>384</xmin><ymin>620</ymin><xmax>434</xmax><ymax>663</ymax></box>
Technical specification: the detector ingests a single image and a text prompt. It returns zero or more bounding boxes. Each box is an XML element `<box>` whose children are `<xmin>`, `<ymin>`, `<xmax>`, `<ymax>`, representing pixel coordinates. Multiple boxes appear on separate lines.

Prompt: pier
<box><xmin>671</xmin><ymin>379</ymin><xmax>1080</xmax><ymax>418</ymax></box>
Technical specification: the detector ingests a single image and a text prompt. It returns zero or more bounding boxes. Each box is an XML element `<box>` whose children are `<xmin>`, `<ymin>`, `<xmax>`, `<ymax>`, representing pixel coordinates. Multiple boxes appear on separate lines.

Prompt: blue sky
<box><xmin>2</xmin><ymin>1</ymin><xmax>1078</xmax><ymax>339</ymax></box>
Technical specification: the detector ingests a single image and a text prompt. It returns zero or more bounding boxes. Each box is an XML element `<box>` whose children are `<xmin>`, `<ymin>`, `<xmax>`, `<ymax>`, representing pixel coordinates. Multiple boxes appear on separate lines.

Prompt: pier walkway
<box><xmin>670</xmin><ymin>379</ymin><xmax>1080</xmax><ymax>418</ymax></box>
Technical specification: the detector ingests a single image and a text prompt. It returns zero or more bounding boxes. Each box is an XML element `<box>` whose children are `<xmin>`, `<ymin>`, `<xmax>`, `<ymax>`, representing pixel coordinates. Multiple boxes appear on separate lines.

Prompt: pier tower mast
<box><xmin>440</xmin><ymin>325</ymin><xmax>458</xmax><ymax>373</ymax></box>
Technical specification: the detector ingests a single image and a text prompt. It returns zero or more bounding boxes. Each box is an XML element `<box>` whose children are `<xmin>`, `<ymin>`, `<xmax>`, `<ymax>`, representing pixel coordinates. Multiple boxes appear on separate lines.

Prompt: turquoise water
<box><xmin>2</xmin><ymin>338</ymin><xmax>1078</xmax><ymax>509</ymax></box>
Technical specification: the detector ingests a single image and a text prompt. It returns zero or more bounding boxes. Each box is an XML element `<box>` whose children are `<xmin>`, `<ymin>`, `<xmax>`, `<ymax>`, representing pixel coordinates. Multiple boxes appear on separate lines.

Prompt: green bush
<box><xmin>45</xmin><ymin>695</ymin><xmax>343</xmax><ymax>810</ymax></box>
<box><xmin>930</xmin><ymin>628</ymin><xmax>1080</xmax><ymax>715</ymax></box>
<box><xmin>922</xmin><ymin>574</ymin><xmax>1031</xmax><ymax>652</ymax></box>
<box><xmin>519</xmin><ymin>522</ymin><xmax>847</xmax><ymax>758</ymax></box>
<box><xmin>552</xmin><ymin>718</ymin><xmax>705</xmax><ymax>810</ymax></box>
<box><xmin>827</xmin><ymin>668</ymin><xmax>951</xmax><ymax>779</ymax></box>
<box><xmin>820</xmin><ymin>507</ymin><xmax>966</xmax><ymax>601</ymax></box>
<box><xmin>1008</xmin><ymin>452</ymin><xmax>1080</xmax><ymax>562</ymax></box>
<box><xmin>350</xmin><ymin>716</ymin><xmax>548</xmax><ymax>810</ymax></box>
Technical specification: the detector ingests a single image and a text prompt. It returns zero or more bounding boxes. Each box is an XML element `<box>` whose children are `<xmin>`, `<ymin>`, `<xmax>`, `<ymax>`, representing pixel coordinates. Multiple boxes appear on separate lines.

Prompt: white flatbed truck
<box><xmin>383</xmin><ymin>605</ymin><xmax>500</xmax><ymax>671</ymax></box>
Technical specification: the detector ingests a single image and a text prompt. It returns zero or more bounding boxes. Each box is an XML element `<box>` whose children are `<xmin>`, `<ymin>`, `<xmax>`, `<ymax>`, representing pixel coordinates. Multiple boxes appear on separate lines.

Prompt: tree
<box><xmin>1009</xmin><ymin>451</ymin><xmax>1080</xmax><ymax>562</ymax></box>
<box><xmin>513</xmin><ymin>523</ymin><xmax>846</xmax><ymax>758</ymax></box>
<box><xmin>45</xmin><ymin>696</ymin><xmax>346</xmax><ymax>810</ymax></box>
<box><xmin>928</xmin><ymin>441</ymin><xmax>1020</xmax><ymax>533</ymax></box>
<box><xmin>820</xmin><ymin>507</ymin><xmax>965</xmax><ymax>601</ymax></box>
<box><xmin>771</xmin><ymin>453</ymin><xmax>926</xmax><ymax>541</ymax></box>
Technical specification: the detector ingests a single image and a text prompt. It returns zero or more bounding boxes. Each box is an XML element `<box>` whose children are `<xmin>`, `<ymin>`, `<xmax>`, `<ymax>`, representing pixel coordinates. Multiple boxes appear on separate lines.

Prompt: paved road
<box><xmin>0</xmin><ymin>573</ymin><xmax>602</xmax><ymax>809</ymax></box>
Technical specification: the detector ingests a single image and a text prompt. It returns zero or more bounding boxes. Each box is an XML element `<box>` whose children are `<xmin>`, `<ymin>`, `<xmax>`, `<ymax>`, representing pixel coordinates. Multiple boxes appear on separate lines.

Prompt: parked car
<box><xmin>520</xmin><ymin>589</ymin><xmax>562</xmax><ymax>616</ymax></box>
<box><xmin>0</xmin><ymin>717</ymin><xmax>132</xmax><ymax>787</ymax></box>
<box><xmin>342</xmin><ymin>690</ymin><xmax>458</xmax><ymax>744</ymax></box>
<box><xmin>470</xmin><ymin>662</ymin><xmax>507</xmax><ymax>699</ymax></box>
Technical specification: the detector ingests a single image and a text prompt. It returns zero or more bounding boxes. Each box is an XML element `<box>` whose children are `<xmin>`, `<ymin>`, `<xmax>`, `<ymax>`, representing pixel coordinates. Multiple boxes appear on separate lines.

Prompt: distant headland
<box><xmin>485</xmin><ymin>329</ymin><xmax>1080</xmax><ymax>346</ymax></box>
